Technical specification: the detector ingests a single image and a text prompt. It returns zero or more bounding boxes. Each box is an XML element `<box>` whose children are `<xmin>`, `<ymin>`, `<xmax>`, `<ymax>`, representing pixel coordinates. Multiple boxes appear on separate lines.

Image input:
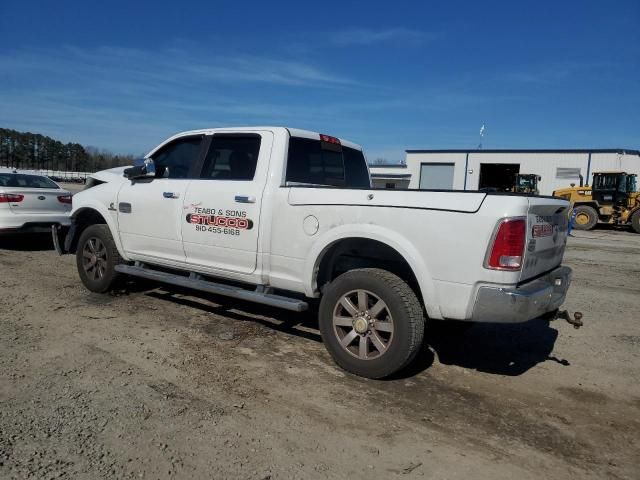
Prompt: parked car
<box><xmin>54</xmin><ymin>127</ymin><xmax>574</xmax><ymax>378</ymax></box>
<box><xmin>0</xmin><ymin>171</ymin><xmax>72</xmax><ymax>234</ymax></box>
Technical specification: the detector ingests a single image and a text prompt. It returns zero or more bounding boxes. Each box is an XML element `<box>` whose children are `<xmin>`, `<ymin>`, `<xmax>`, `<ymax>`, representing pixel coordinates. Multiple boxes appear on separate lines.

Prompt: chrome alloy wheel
<box><xmin>82</xmin><ymin>237</ymin><xmax>108</xmax><ymax>281</ymax></box>
<box><xmin>332</xmin><ymin>289</ymin><xmax>394</xmax><ymax>360</ymax></box>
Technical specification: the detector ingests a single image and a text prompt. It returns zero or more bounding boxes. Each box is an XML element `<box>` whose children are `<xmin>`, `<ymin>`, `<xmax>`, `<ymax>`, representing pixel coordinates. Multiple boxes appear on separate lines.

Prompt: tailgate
<box><xmin>520</xmin><ymin>198</ymin><xmax>570</xmax><ymax>282</ymax></box>
<box><xmin>8</xmin><ymin>188</ymin><xmax>70</xmax><ymax>215</ymax></box>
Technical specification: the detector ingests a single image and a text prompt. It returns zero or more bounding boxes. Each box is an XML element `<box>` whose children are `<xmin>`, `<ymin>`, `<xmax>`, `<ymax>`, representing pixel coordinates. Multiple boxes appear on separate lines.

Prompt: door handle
<box><xmin>235</xmin><ymin>195</ymin><xmax>256</xmax><ymax>204</ymax></box>
<box><xmin>163</xmin><ymin>192</ymin><xmax>179</xmax><ymax>199</ymax></box>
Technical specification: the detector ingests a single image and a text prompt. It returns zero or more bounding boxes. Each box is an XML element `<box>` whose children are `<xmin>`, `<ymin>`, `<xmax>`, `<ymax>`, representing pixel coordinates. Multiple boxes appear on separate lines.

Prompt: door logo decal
<box><xmin>186</xmin><ymin>213</ymin><xmax>253</xmax><ymax>230</ymax></box>
<box><xmin>186</xmin><ymin>206</ymin><xmax>253</xmax><ymax>235</ymax></box>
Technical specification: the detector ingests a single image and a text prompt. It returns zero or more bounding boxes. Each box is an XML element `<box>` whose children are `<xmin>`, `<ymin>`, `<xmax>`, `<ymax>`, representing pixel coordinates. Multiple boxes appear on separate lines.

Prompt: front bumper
<box><xmin>471</xmin><ymin>266</ymin><xmax>572</xmax><ymax>323</ymax></box>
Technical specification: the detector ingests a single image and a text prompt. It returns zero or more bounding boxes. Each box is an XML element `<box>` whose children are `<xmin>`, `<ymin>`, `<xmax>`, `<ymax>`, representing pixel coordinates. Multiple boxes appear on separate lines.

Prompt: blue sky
<box><xmin>1</xmin><ymin>0</ymin><xmax>638</xmax><ymax>161</ymax></box>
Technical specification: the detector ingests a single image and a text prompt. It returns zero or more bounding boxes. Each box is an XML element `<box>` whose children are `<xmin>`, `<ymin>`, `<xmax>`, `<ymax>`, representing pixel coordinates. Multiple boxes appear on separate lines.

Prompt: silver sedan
<box><xmin>0</xmin><ymin>172</ymin><xmax>72</xmax><ymax>234</ymax></box>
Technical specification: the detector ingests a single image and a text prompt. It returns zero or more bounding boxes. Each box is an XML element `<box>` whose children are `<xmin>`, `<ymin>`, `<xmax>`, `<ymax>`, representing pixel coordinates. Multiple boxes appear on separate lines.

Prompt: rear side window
<box><xmin>286</xmin><ymin>137</ymin><xmax>370</xmax><ymax>188</ymax></box>
<box><xmin>0</xmin><ymin>174</ymin><xmax>14</xmax><ymax>187</ymax></box>
<box><xmin>200</xmin><ymin>134</ymin><xmax>261</xmax><ymax>180</ymax></box>
<box><xmin>151</xmin><ymin>136</ymin><xmax>204</xmax><ymax>179</ymax></box>
<box><xmin>343</xmin><ymin>146</ymin><xmax>371</xmax><ymax>188</ymax></box>
<box><xmin>0</xmin><ymin>173</ymin><xmax>59</xmax><ymax>189</ymax></box>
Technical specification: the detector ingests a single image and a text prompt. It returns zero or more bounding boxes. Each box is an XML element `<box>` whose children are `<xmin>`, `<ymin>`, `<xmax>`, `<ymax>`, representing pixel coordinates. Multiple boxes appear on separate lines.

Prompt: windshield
<box><xmin>628</xmin><ymin>175</ymin><xmax>638</xmax><ymax>193</ymax></box>
<box><xmin>593</xmin><ymin>174</ymin><xmax>619</xmax><ymax>190</ymax></box>
<box><xmin>0</xmin><ymin>173</ymin><xmax>60</xmax><ymax>189</ymax></box>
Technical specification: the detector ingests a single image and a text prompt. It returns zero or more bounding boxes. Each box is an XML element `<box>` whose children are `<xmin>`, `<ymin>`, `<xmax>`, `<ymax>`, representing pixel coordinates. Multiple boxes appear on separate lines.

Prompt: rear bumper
<box><xmin>0</xmin><ymin>213</ymin><xmax>71</xmax><ymax>231</ymax></box>
<box><xmin>471</xmin><ymin>266</ymin><xmax>572</xmax><ymax>323</ymax></box>
<box><xmin>0</xmin><ymin>218</ymin><xmax>71</xmax><ymax>235</ymax></box>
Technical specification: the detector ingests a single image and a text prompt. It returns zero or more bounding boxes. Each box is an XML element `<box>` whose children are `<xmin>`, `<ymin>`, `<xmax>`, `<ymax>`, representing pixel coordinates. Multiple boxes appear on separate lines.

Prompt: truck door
<box><xmin>117</xmin><ymin>135</ymin><xmax>206</xmax><ymax>263</ymax></box>
<box><xmin>181</xmin><ymin>132</ymin><xmax>272</xmax><ymax>274</ymax></box>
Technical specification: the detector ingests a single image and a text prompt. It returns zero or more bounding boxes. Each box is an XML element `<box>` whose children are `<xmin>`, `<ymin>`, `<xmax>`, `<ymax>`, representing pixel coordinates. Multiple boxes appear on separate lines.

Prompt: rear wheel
<box><xmin>631</xmin><ymin>210</ymin><xmax>640</xmax><ymax>234</ymax></box>
<box><xmin>76</xmin><ymin>224</ymin><xmax>123</xmax><ymax>293</ymax></box>
<box><xmin>318</xmin><ymin>268</ymin><xmax>425</xmax><ymax>379</ymax></box>
<box><xmin>573</xmin><ymin>205</ymin><xmax>598</xmax><ymax>231</ymax></box>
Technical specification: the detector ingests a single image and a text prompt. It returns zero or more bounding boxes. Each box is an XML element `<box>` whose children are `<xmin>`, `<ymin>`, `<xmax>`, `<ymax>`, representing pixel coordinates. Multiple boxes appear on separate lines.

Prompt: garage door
<box><xmin>419</xmin><ymin>163</ymin><xmax>455</xmax><ymax>189</ymax></box>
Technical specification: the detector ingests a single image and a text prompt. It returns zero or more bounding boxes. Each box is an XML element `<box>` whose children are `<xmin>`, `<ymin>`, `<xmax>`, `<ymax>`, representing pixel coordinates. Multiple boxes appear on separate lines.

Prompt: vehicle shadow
<box><xmin>0</xmin><ymin>233</ymin><xmax>54</xmax><ymax>251</ymax></box>
<box><xmin>126</xmin><ymin>280</ymin><xmax>566</xmax><ymax>378</ymax></box>
<box><xmin>138</xmin><ymin>283</ymin><xmax>322</xmax><ymax>344</ymax></box>
<box><xmin>424</xmin><ymin>319</ymin><xmax>566</xmax><ymax>376</ymax></box>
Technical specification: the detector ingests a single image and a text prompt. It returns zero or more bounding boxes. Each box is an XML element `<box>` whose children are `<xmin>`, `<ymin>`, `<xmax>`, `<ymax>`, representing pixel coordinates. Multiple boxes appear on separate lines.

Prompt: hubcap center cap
<box><xmin>353</xmin><ymin>317</ymin><xmax>369</xmax><ymax>334</ymax></box>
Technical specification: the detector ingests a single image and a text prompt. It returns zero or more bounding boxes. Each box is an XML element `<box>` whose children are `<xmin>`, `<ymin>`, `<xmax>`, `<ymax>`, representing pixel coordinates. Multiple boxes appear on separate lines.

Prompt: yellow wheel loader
<box><xmin>511</xmin><ymin>174</ymin><xmax>541</xmax><ymax>195</ymax></box>
<box><xmin>553</xmin><ymin>172</ymin><xmax>640</xmax><ymax>233</ymax></box>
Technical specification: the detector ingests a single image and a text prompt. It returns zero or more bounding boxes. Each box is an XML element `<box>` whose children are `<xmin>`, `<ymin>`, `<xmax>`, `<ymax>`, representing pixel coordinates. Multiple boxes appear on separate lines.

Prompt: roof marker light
<box><xmin>320</xmin><ymin>134</ymin><xmax>341</xmax><ymax>145</ymax></box>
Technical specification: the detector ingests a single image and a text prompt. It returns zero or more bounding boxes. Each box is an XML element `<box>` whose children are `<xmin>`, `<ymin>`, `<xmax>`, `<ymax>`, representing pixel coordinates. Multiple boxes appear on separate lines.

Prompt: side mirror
<box><xmin>124</xmin><ymin>158</ymin><xmax>156</xmax><ymax>180</ymax></box>
<box><xmin>538</xmin><ymin>176</ymin><xmax>542</xmax><ymax>181</ymax></box>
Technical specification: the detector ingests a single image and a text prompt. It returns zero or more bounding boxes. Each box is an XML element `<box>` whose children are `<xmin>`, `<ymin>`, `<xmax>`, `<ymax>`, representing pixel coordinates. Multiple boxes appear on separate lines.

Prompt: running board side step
<box><xmin>114</xmin><ymin>263</ymin><xmax>308</xmax><ymax>312</ymax></box>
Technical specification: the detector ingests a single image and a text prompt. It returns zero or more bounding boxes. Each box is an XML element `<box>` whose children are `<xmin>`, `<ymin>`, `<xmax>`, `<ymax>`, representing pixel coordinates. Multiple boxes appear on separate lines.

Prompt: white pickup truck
<box><xmin>54</xmin><ymin>127</ymin><xmax>574</xmax><ymax>378</ymax></box>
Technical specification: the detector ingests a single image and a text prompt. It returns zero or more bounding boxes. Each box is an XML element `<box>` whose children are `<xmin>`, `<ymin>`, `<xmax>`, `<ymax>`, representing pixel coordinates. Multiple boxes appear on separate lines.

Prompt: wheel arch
<box><xmin>68</xmin><ymin>204</ymin><xmax>126</xmax><ymax>258</ymax></box>
<box><xmin>572</xmin><ymin>201</ymin><xmax>600</xmax><ymax>211</ymax></box>
<box><xmin>304</xmin><ymin>225</ymin><xmax>440</xmax><ymax>319</ymax></box>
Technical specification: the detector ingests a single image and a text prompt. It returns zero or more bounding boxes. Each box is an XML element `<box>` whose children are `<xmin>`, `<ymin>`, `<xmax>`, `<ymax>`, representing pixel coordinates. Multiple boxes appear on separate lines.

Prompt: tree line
<box><xmin>0</xmin><ymin>128</ymin><xmax>137</xmax><ymax>173</ymax></box>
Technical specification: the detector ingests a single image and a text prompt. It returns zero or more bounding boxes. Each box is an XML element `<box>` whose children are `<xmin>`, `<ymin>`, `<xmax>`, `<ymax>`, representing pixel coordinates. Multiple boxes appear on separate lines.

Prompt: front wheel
<box><xmin>573</xmin><ymin>205</ymin><xmax>598</xmax><ymax>230</ymax></box>
<box><xmin>76</xmin><ymin>224</ymin><xmax>124</xmax><ymax>293</ymax></box>
<box><xmin>318</xmin><ymin>268</ymin><xmax>425</xmax><ymax>379</ymax></box>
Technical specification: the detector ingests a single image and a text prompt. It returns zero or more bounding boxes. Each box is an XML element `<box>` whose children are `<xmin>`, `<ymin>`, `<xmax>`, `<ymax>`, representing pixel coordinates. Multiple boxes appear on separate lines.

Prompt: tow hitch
<box><xmin>553</xmin><ymin>310</ymin><xmax>583</xmax><ymax>329</ymax></box>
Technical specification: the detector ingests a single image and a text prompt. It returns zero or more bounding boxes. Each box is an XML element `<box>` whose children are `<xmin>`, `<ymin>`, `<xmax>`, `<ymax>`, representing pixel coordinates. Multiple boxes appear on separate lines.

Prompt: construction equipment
<box><xmin>553</xmin><ymin>171</ymin><xmax>640</xmax><ymax>233</ymax></box>
<box><xmin>511</xmin><ymin>174</ymin><xmax>541</xmax><ymax>195</ymax></box>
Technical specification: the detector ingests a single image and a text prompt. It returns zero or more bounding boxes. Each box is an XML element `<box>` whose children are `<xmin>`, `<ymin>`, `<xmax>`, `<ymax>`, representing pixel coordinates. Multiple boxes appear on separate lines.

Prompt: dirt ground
<box><xmin>0</xmin><ymin>228</ymin><xmax>638</xmax><ymax>479</ymax></box>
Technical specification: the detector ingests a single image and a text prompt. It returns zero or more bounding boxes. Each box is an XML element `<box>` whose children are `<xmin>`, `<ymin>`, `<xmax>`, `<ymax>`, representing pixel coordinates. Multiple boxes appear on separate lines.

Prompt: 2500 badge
<box><xmin>186</xmin><ymin>213</ymin><xmax>254</xmax><ymax>236</ymax></box>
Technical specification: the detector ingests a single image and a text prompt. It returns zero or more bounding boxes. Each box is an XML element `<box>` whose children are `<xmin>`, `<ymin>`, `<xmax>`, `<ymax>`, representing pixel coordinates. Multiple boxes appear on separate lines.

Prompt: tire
<box><xmin>573</xmin><ymin>205</ymin><xmax>598</xmax><ymax>231</ymax></box>
<box><xmin>318</xmin><ymin>268</ymin><xmax>425</xmax><ymax>379</ymax></box>
<box><xmin>631</xmin><ymin>210</ymin><xmax>640</xmax><ymax>234</ymax></box>
<box><xmin>76</xmin><ymin>224</ymin><xmax>124</xmax><ymax>293</ymax></box>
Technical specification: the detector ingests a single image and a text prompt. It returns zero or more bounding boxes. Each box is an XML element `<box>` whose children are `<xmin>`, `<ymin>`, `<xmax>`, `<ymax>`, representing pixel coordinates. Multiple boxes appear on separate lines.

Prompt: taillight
<box><xmin>486</xmin><ymin>218</ymin><xmax>526</xmax><ymax>270</ymax></box>
<box><xmin>57</xmin><ymin>194</ymin><xmax>72</xmax><ymax>204</ymax></box>
<box><xmin>0</xmin><ymin>193</ymin><xmax>24</xmax><ymax>203</ymax></box>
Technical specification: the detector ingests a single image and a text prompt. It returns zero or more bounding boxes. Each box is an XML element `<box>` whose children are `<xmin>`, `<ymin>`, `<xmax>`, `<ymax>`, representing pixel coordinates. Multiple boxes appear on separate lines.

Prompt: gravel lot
<box><xmin>0</xmin><ymin>228</ymin><xmax>638</xmax><ymax>479</ymax></box>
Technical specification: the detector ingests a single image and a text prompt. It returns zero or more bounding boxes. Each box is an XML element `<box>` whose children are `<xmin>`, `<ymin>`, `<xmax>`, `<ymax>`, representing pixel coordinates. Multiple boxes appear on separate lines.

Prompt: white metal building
<box><xmin>403</xmin><ymin>149</ymin><xmax>640</xmax><ymax>195</ymax></box>
<box><xmin>368</xmin><ymin>164</ymin><xmax>411</xmax><ymax>189</ymax></box>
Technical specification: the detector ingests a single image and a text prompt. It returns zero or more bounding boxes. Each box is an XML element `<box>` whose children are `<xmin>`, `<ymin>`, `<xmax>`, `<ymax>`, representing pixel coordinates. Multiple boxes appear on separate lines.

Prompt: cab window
<box><xmin>286</xmin><ymin>137</ymin><xmax>370</xmax><ymax>188</ymax></box>
<box><xmin>200</xmin><ymin>134</ymin><xmax>261</xmax><ymax>181</ymax></box>
<box><xmin>151</xmin><ymin>136</ymin><xmax>204</xmax><ymax>179</ymax></box>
